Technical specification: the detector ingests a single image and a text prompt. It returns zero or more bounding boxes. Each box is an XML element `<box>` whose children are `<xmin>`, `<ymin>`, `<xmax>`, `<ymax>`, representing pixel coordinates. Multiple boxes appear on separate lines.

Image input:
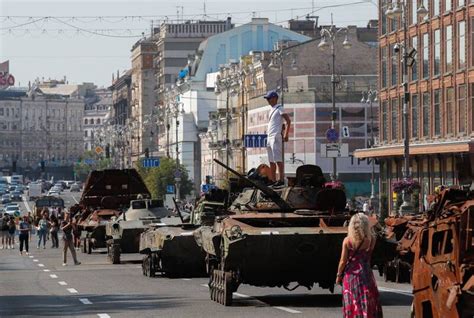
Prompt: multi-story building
<box><xmin>83</xmin><ymin>88</ymin><xmax>112</xmax><ymax>151</ymax></box>
<box><xmin>130</xmin><ymin>39</ymin><xmax>158</xmax><ymax>163</ymax></box>
<box><xmin>355</xmin><ymin>0</ymin><xmax>474</xmax><ymax>214</ymax></box>
<box><xmin>0</xmin><ymin>79</ymin><xmax>85</xmax><ymax>178</ymax></box>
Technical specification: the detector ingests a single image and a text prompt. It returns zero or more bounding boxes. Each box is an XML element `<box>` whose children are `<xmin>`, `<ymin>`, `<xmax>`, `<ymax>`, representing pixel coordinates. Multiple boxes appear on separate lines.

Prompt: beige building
<box><xmin>0</xmin><ymin>79</ymin><xmax>86</xmax><ymax>173</ymax></box>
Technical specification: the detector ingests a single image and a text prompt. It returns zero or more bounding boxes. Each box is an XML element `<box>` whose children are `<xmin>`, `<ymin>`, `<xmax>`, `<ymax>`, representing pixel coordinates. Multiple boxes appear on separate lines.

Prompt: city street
<box><xmin>0</xmin><ymin>192</ymin><xmax>413</xmax><ymax>318</ymax></box>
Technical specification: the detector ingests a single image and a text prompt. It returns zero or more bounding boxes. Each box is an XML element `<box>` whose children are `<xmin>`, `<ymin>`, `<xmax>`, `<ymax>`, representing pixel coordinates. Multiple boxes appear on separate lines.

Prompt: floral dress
<box><xmin>342</xmin><ymin>239</ymin><xmax>383</xmax><ymax>318</ymax></box>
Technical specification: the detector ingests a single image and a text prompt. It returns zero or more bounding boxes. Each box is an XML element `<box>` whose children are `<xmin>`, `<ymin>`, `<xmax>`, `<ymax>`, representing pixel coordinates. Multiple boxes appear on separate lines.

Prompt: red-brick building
<box><xmin>355</xmin><ymin>0</ymin><xmax>474</xmax><ymax>214</ymax></box>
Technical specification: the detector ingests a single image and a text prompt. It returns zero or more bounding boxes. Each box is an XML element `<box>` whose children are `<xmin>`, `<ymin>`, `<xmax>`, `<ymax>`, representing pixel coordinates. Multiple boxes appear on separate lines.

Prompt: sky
<box><xmin>0</xmin><ymin>0</ymin><xmax>377</xmax><ymax>88</ymax></box>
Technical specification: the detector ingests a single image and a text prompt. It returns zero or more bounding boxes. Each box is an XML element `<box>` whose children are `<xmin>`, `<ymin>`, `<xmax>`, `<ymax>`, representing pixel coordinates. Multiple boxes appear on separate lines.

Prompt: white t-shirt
<box><xmin>267</xmin><ymin>104</ymin><xmax>284</xmax><ymax>137</ymax></box>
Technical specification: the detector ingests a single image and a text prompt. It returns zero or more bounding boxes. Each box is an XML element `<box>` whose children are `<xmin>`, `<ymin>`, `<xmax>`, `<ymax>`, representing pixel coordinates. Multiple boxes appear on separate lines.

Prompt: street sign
<box><xmin>174</xmin><ymin>169</ymin><xmax>181</xmax><ymax>179</ymax></box>
<box><xmin>244</xmin><ymin>134</ymin><xmax>268</xmax><ymax>148</ymax></box>
<box><xmin>342</xmin><ymin>126</ymin><xmax>350</xmax><ymax>138</ymax></box>
<box><xmin>84</xmin><ymin>159</ymin><xmax>95</xmax><ymax>165</ymax></box>
<box><xmin>142</xmin><ymin>157</ymin><xmax>160</xmax><ymax>168</ymax></box>
<box><xmin>320</xmin><ymin>143</ymin><xmax>349</xmax><ymax>158</ymax></box>
<box><xmin>95</xmin><ymin>146</ymin><xmax>103</xmax><ymax>155</ymax></box>
<box><xmin>326</xmin><ymin>128</ymin><xmax>339</xmax><ymax>142</ymax></box>
<box><xmin>201</xmin><ymin>184</ymin><xmax>216</xmax><ymax>193</ymax></box>
<box><xmin>166</xmin><ymin>185</ymin><xmax>175</xmax><ymax>194</ymax></box>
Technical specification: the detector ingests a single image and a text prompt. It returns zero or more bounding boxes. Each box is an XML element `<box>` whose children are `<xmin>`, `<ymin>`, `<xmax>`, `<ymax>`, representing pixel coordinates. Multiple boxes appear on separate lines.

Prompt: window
<box><xmin>434</xmin><ymin>89</ymin><xmax>441</xmax><ymax>136</ymax></box>
<box><xmin>0</xmin><ymin>108</ymin><xmax>3</xmax><ymax>116</ymax></box>
<box><xmin>390</xmin><ymin>13</ymin><xmax>399</xmax><ymax>32</ymax></box>
<box><xmin>391</xmin><ymin>44</ymin><xmax>399</xmax><ymax>86</ymax></box>
<box><xmin>433</xmin><ymin>0</ymin><xmax>440</xmax><ymax>15</ymax></box>
<box><xmin>431</xmin><ymin>230</ymin><xmax>454</xmax><ymax>256</ymax></box>
<box><xmin>458</xmin><ymin>85</ymin><xmax>467</xmax><ymax>133</ymax></box>
<box><xmin>382</xmin><ymin>101</ymin><xmax>388</xmax><ymax>141</ymax></box>
<box><xmin>422</xmin><ymin>33</ymin><xmax>429</xmax><ymax>79</ymax></box>
<box><xmin>446</xmin><ymin>87</ymin><xmax>455</xmax><ymax>134</ymax></box>
<box><xmin>434</xmin><ymin>30</ymin><xmax>441</xmax><ymax>76</ymax></box>
<box><xmin>471</xmin><ymin>84</ymin><xmax>474</xmax><ymax>132</ymax></box>
<box><xmin>423</xmin><ymin>92</ymin><xmax>430</xmax><ymax>137</ymax></box>
<box><xmin>391</xmin><ymin>99</ymin><xmax>398</xmax><ymax>141</ymax></box>
<box><xmin>84</xmin><ymin>119</ymin><xmax>88</xmax><ymax>125</ymax></box>
<box><xmin>458</xmin><ymin>0</ymin><xmax>465</xmax><ymax>6</ymax></box>
<box><xmin>445</xmin><ymin>0</ymin><xmax>452</xmax><ymax>11</ymax></box>
<box><xmin>84</xmin><ymin>130</ymin><xmax>88</xmax><ymax>137</ymax></box>
<box><xmin>412</xmin><ymin>94</ymin><xmax>419</xmax><ymax>138</ymax></box>
<box><xmin>97</xmin><ymin>118</ymin><xmax>100</xmax><ymax>124</ymax></box>
<box><xmin>471</xmin><ymin>18</ymin><xmax>474</xmax><ymax>67</ymax></box>
<box><xmin>411</xmin><ymin>36</ymin><xmax>418</xmax><ymax>81</ymax></box>
<box><xmin>458</xmin><ymin>21</ymin><xmax>466</xmax><ymax>69</ymax></box>
<box><xmin>412</xmin><ymin>0</ymin><xmax>418</xmax><ymax>24</ymax></box>
<box><xmin>381</xmin><ymin>47</ymin><xmax>388</xmax><ymax>88</ymax></box>
<box><xmin>445</xmin><ymin>25</ymin><xmax>453</xmax><ymax>73</ymax></box>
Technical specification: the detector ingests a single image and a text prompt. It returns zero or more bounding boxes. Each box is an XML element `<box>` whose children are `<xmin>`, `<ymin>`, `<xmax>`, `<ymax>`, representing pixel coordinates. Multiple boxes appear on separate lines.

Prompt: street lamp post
<box><xmin>385</xmin><ymin>1</ymin><xmax>427</xmax><ymax>214</ymax></box>
<box><xmin>361</xmin><ymin>90</ymin><xmax>378</xmax><ymax>211</ymax></box>
<box><xmin>318</xmin><ymin>19</ymin><xmax>352</xmax><ymax>181</ymax></box>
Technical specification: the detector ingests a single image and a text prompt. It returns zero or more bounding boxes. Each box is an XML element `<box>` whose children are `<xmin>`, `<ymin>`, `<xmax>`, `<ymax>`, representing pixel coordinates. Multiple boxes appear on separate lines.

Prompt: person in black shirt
<box><xmin>60</xmin><ymin>212</ymin><xmax>80</xmax><ymax>266</ymax></box>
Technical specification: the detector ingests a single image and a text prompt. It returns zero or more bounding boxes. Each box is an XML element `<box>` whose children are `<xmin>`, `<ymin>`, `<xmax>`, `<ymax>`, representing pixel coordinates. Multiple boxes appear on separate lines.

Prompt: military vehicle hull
<box><xmin>140</xmin><ymin>225</ymin><xmax>206</xmax><ymax>277</ymax></box>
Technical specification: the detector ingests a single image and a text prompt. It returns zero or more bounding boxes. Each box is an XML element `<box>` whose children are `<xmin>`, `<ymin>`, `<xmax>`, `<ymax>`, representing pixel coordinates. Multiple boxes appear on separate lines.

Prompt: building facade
<box><xmin>0</xmin><ymin>80</ymin><xmax>85</xmax><ymax>176</ymax></box>
<box><xmin>83</xmin><ymin>88</ymin><xmax>112</xmax><ymax>151</ymax></box>
<box><xmin>355</xmin><ymin>0</ymin><xmax>474</xmax><ymax>215</ymax></box>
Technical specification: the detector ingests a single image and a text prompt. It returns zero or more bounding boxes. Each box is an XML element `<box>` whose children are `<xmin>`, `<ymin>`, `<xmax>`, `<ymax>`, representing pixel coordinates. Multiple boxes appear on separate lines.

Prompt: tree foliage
<box><xmin>73</xmin><ymin>151</ymin><xmax>111</xmax><ymax>180</ymax></box>
<box><xmin>135</xmin><ymin>157</ymin><xmax>194</xmax><ymax>199</ymax></box>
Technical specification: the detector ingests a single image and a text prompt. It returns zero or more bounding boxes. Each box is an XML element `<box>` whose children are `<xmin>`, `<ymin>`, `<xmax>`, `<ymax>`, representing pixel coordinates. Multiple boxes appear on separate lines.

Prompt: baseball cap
<box><xmin>263</xmin><ymin>90</ymin><xmax>279</xmax><ymax>99</ymax></box>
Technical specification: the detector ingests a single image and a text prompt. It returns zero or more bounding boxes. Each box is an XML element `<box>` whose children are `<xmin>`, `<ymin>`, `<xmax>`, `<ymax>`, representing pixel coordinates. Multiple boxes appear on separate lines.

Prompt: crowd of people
<box><xmin>0</xmin><ymin>209</ymin><xmax>80</xmax><ymax>266</ymax></box>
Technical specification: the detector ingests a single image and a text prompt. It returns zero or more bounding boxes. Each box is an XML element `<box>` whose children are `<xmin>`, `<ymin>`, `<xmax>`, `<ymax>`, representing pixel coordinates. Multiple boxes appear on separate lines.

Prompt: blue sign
<box><xmin>201</xmin><ymin>184</ymin><xmax>216</xmax><ymax>193</ymax></box>
<box><xmin>142</xmin><ymin>157</ymin><xmax>160</xmax><ymax>168</ymax></box>
<box><xmin>84</xmin><ymin>159</ymin><xmax>95</xmax><ymax>165</ymax></box>
<box><xmin>166</xmin><ymin>185</ymin><xmax>175</xmax><ymax>194</ymax></box>
<box><xmin>326</xmin><ymin>128</ymin><xmax>339</xmax><ymax>142</ymax></box>
<box><xmin>244</xmin><ymin>134</ymin><xmax>268</xmax><ymax>148</ymax></box>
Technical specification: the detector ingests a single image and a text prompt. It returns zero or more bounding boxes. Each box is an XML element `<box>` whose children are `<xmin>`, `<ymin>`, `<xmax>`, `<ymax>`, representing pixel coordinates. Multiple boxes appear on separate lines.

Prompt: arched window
<box><xmin>97</xmin><ymin>118</ymin><xmax>100</xmax><ymax>124</ymax></box>
<box><xmin>90</xmin><ymin>118</ymin><xmax>94</xmax><ymax>125</ymax></box>
<box><xmin>84</xmin><ymin>119</ymin><xmax>88</xmax><ymax>125</ymax></box>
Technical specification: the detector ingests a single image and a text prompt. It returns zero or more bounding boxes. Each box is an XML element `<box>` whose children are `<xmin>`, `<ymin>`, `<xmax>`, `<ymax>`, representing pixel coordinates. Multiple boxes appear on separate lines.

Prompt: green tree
<box><xmin>73</xmin><ymin>150</ymin><xmax>111</xmax><ymax>180</ymax></box>
<box><xmin>135</xmin><ymin>157</ymin><xmax>194</xmax><ymax>199</ymax></box>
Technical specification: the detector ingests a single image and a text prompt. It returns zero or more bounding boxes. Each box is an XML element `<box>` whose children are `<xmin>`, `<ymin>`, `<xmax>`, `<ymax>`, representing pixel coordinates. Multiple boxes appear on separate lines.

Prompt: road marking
<box><xmin>97</xmin><ymin>314</ymin><xmax>110</xmax><ymax>318</ymax></box>
<box><xmin>79</xmin><ymin>298</ymin><xmax>92</xmax><ymax>305</ymax></box>
<box><xmin>72</xmin><ymin>196</ymin><xmax>79</xmax><ymax>204</ymax></box>
<box><xmin>38</xmin><ymin>264</ymin><xmax>45</xmax><ymax>267</ymax></box>
<box><xmin>233</xmin><ymin>292</ymin><xmax>251</xmax><ymax>298</ymax></box>
<box><xmin>378</xmin><ymin>287</ymin><xmax>412</xmax><ymax>296</ymax></box>
<box><xmin>33</xmin><ymin>259</ymin><xmax>38</xmax><ymax>262</ymax></box>
<box><xmin>273</xmin><ymin>306</ymin><xmax>302</xmax><ymax>314</ymax></box>
<box><xmin>67</xmin><ymin>288</ymin><xmax>78</xmax><ymax>294</ymax></box>
<box><xmin>58</xmin><ymin>281</ymin><xmax>68</xmax><ymax>286</ymax></box>
<box><xmin>43</xmin><ymin>269</ymin><xmax>50</xmax><ymax>272</ymax></box>
<box><xmin>49</xmin><ymin>274</ymin><xmax>58</xmax><ymax>279</ymax></box>
<box><xmin>28</xmin><ymin>255</ymin><xmax>34</xmax><ymax>258</ymax></box>
<box><xmin>181</xmin><ymin>278</ymin><xmax>192</xmax><ymax>281</ymax></box>
<box><xmin>201</xmin><ymin>284</ymin><xmax>209</xmax><ymax>288</ymax></box>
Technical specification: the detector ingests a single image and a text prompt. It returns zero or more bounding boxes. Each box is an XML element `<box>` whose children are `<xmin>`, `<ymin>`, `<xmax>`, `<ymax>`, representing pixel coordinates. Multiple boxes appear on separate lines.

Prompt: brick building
<box><xmin>355</xmin><ymin>0</ymin><xmax>474</xmax><ymax>214</ymax></box>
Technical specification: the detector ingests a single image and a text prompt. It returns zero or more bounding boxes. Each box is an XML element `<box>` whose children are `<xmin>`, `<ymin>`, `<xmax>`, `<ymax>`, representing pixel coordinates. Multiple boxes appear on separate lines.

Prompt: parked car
<box><xmin>70</xmin><ymin>183</ymin><xmax>81</xmax><ymax>192</ymax></box>
<box><xmin>1</xmin><ymin>194</ymin><xmax>11</xmax><ymax>204</ymax></box>
<box><xmin>48</xmin><ymin>190</ymin><xmax>60</xmax><ymax>196</ymax></box>
<box><xmin>10</xmin><ymin>191</ymin><xmax>22</xmax><ymax>201</ymax></box>
<box><xmin>5</xmin><ymin>205</ymin><xmax>20</xmax><ymax>216</ymax></box>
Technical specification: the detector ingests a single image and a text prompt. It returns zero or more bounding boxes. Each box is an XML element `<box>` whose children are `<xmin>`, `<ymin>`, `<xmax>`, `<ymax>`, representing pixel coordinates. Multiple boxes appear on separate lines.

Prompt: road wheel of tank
<box><xmin>149</xmin><ymin>254</ymin><xmax>156</xmax><ymax>278</ymax></box>
<box><xmin>82</xmin><ymin>238</ymin><xmax>87</xmax><ymax>254</ymax></box>
<box><xmin>223</xmin><ymin>271</ymin><xmax>233</xmax><ymax>306</ymax></box>
<box><xmin>108</xmin><ymin>243</ymin><xmax>121</xmax><ymax>264</ymax></box>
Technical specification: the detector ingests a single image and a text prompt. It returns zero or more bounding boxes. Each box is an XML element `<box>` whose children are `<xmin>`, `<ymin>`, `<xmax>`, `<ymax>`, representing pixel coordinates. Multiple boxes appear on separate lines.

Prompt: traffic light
<box><xmin>145</xmin><ymin>148</ymin><xmax>150</xmax><ymax>158</ymax></box>
<box><xmin>12</xmin><ymin>160</ymin><xmax>17</xmax><ymax>173</ymax></box>
<box><xmin>40</xmin><ymin>160</ymin><xmax>45</xmax><ymax>172</ymax></box>
<box><xmin>105</xmin><ymin>144</ymin><xmax>110</xmax><ymax>159</ymax></box>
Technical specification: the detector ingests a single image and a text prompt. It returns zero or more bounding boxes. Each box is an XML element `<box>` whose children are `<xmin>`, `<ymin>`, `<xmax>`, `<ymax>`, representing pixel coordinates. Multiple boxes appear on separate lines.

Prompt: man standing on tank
<box><xmin>264</xmin><ymin>90</ymin><xmax>291</xmax><ymax>186</ymax></box>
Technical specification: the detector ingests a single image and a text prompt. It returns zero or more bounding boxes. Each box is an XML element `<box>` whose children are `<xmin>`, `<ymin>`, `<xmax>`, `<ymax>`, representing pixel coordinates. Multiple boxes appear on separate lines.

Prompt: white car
<box><xmin>48</xmin><ymin>190</ymin><xmax>60</xmax><ymax>196</ymax></box>
<box><xmin>5</xmin><ymin>205</ymin><xmax>20</xmax><ymax>216</ymax></box>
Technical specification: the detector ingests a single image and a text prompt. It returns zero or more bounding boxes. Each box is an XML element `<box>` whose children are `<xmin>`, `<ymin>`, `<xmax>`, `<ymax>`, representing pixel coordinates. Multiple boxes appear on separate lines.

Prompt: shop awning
<box><xmin>354</xmin><ymin>140</ymin><xmax>474</xmax><ymax>159</ymax></box>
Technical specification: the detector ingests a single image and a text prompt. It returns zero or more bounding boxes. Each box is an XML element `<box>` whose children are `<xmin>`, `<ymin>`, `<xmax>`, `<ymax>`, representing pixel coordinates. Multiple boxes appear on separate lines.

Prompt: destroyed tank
<box><xmin>139</xmin><ymin>190</ymin><xmax>228</xmax><ymax>278</ymax></box>
<box><xmin>106</xmin><ymin>198</ymin><xmax>170</xmax><ymax>264</ymax></box>
<box><xmin>76</xmin><ymin>169</ymin><xmax>151</xmax><ymax>254</ymax></box>
<box><xmin>195</xmin><ymin>159</ymin><xmax>382</xmax><ymax>306</ymax></box>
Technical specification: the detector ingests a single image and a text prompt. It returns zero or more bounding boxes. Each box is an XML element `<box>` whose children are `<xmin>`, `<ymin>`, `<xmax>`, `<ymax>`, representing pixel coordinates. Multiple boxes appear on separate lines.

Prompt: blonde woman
<box><xmin>336</xmin><ymin>213</ymin><xmax>382</xmax><ymax>318</ymax></box>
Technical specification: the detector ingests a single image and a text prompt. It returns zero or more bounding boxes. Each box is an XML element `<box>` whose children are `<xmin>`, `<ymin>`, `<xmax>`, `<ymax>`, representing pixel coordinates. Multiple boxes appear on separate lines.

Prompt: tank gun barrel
<box><xmin>213</xmin><ymin>159</ymin><xmax>292</xmax><ymax>211</ymax></box>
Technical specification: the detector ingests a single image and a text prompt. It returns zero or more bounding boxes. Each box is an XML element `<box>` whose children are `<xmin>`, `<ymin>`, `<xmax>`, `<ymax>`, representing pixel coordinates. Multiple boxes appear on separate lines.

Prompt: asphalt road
<box><xmin>0</xmin><ymin>190</ymin><xmax>413</xmax><ymax>318</ymax></box>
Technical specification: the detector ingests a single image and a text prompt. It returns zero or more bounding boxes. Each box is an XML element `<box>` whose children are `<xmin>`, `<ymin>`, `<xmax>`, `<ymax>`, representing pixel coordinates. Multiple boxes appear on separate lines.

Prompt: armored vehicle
<box><xmin>196</xmin><ymin>160</ymin><xmax>381</xmax><ymax>306</ymax></box>
<box><xmin>140</xmin><ymin>189</ymin><xmax>229</xmax><ymax>278</ymax></box>
<box><xmin>410</xmin><ymin>156</ymin><xmax>474</xmax><ymax>318</ymax></box>
<box><xmin>75</xmin><ymin>169</ymin><xmax>151</xmax><ymax>254</ymax></box>
<box><xmin>106</xmin><ymin>198</ymin><xmax>170</xmax><ymax>264</ymax></box>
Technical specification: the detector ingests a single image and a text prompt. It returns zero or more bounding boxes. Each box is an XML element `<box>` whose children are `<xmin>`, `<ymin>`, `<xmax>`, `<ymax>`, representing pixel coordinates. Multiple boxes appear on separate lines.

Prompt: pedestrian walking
<box><xmin>7</xmin><ymin>216</ymin><xmax>16</xmax><ymax>249</ymax></box>
<box><xmin>72</xmin><ymin>215</ymin><xmax>81</xmax><ymax>251</ymax></box>
<box><xmin>49</xmin><ymin>215</ymin><xmax>59</xmax><ymax>248</ymax></box>
<box><xmin>37</xmin><ymin>214</ymin><xmax>49</xmax><ymax>249</ymax></box>
<box><xmin>18</xmin><ymin>216</ymin><xmax>31</xmax><ymax>255</ymax></box>
<box><xmin>61</xmin><ymin>212</ymin><xmax>80</xmax><ymax>266</ymax></box>
<box><xmin>263</xmin><ymin>90</ymin><xmax>291</xmax><ymax>186</ymax></box>
<box><xmin>336</xmin><ymin>213</ymin><xmax>383</xmax><ymax>318</ymax></box>
<box><xmin>1</xmin><ymin>213</ymin><xmax>9</xmax><ymax>249</ymax></box>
